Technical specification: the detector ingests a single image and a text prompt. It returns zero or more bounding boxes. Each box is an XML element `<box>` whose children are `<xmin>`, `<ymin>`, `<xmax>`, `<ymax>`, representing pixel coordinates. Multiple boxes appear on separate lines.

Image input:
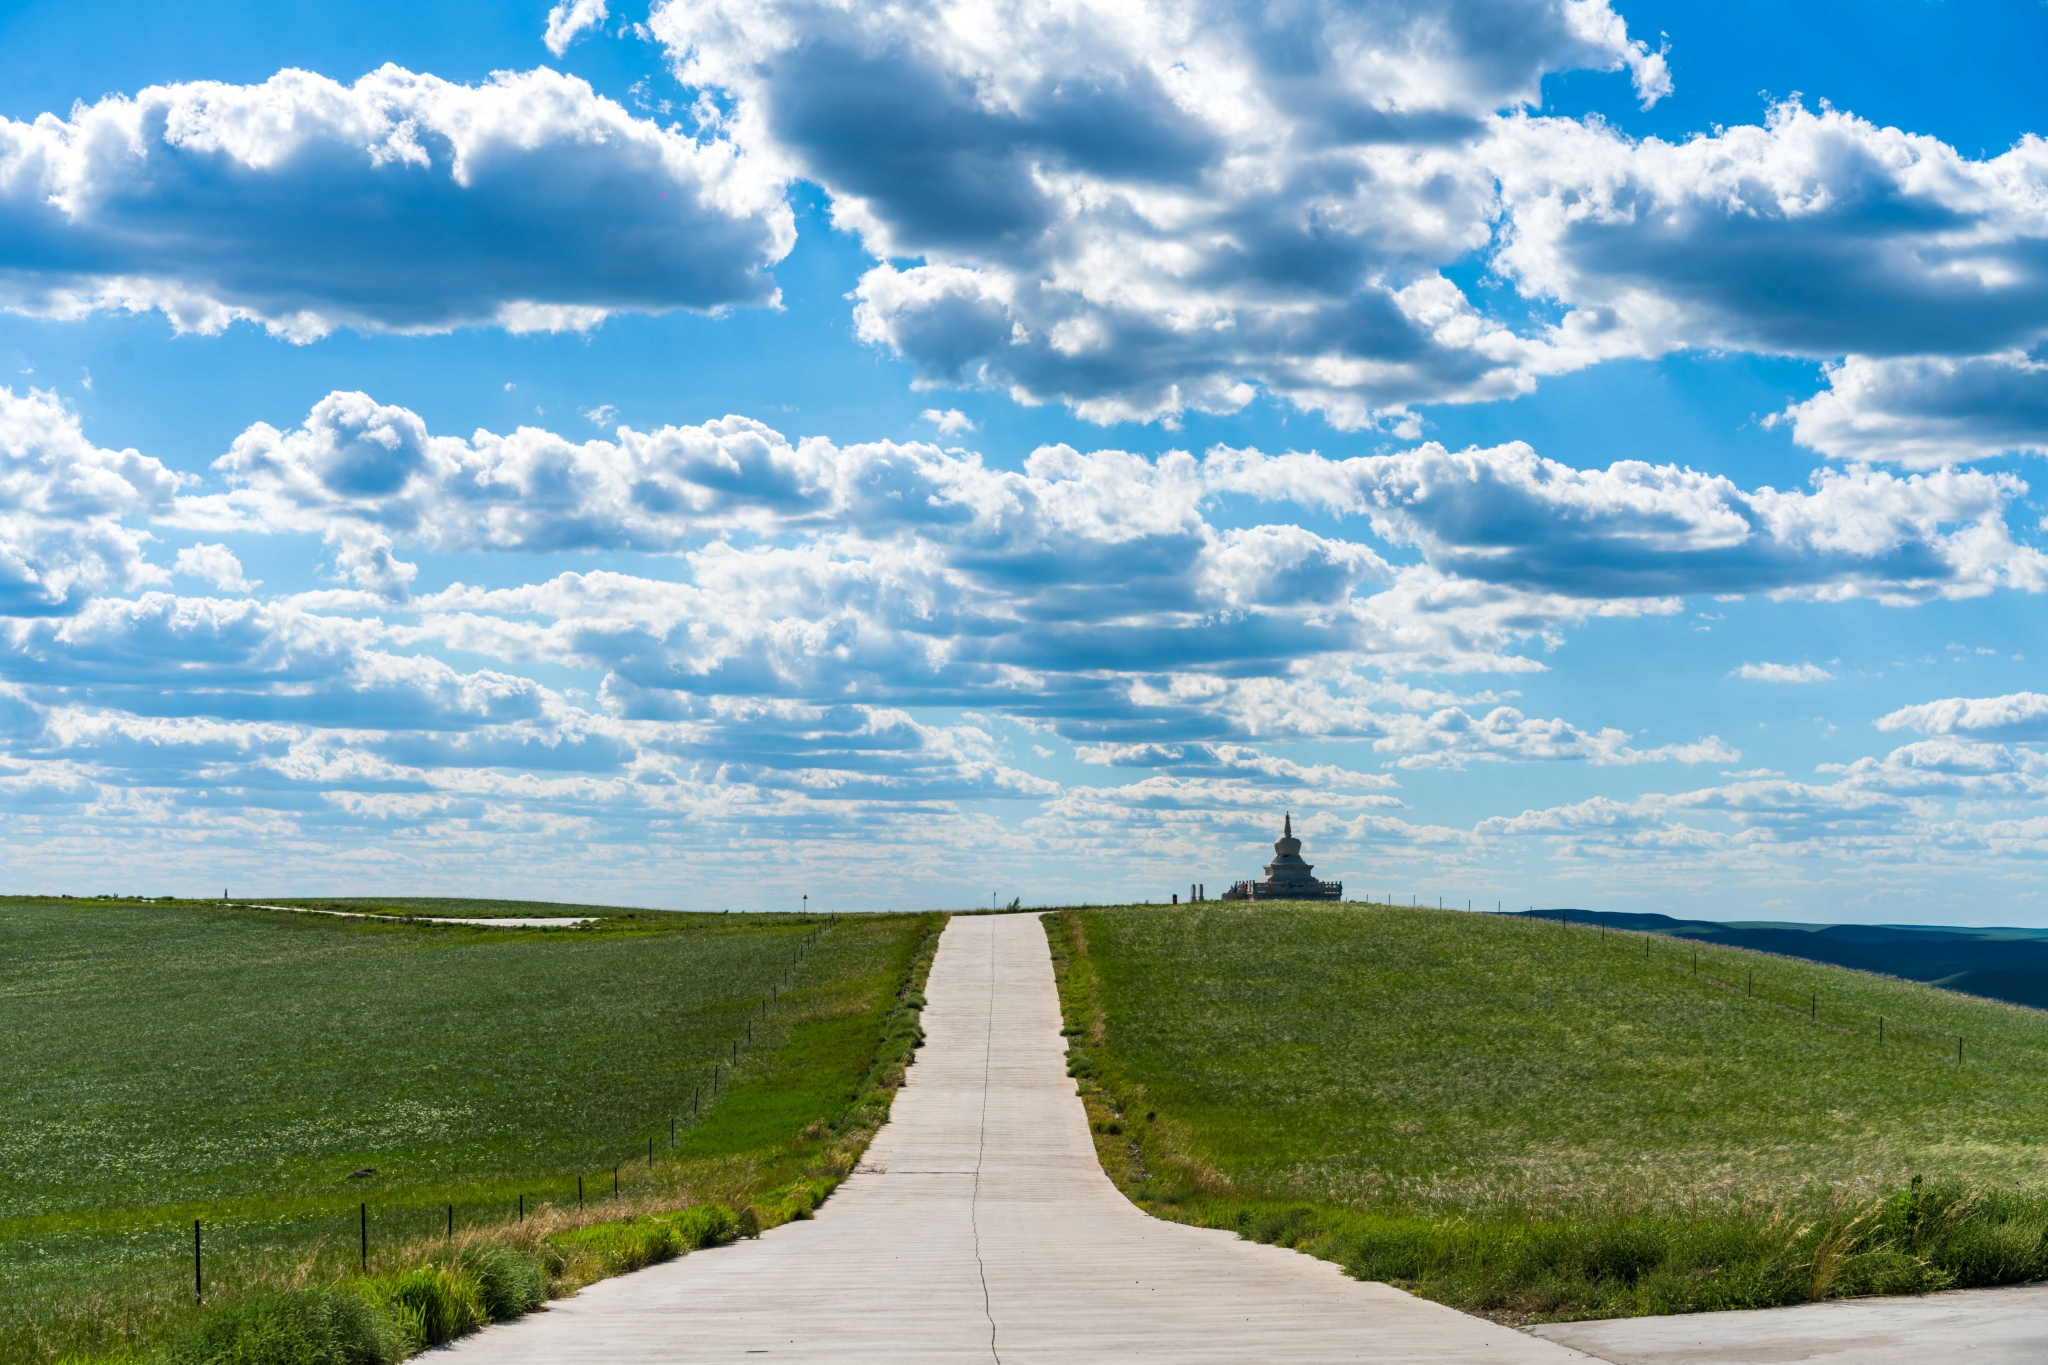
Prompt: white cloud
<box><xmin>1494</xmin><ymin>102</ymin><xmax>2048</xmax><ymax>369</ymax></box>
<box><xmin>1734</xmin><ymin>662</ymin><xmax>1832</xmax><ymax>682</ymax></box>
<box><xmin>1073</xmin><ymin>740</ymin><xmax>1399</xmax><ymax>790</ymax></box>
<box><xmin>1466</xmin><ymin>736</ymin><xmax>2048</xmax><ymax>889</ymax></box>
<box><xmin>194</xmin><ymin>395</ymin><xmax>2048</xmax><ymax>617</ymax></box>
<box><xmin>0</xmin><ymin>66</ymin><xmax>793</xmax><ymax>339</ymax></box>
<box><xmin>649</xmin><ymin>0</ymin><xmax>1669</xmax><ymax>429</ymax></box>
<box><xmin>1876</xmin><ymin>691</ymin><xmax>2048</xmax><ymax>740</ymax></box>
<box><xmin>1358</xmin><ymin>705</ymin><xmax>1736</xmax><ymax>770</ymax></box>
<box><xmin>0</xmin><ymin>386</ymin><xmax>182</xmax><ymax>613</ymax></box>
<box><xmin>581</xmin><ymin>404</ymin><xmax>620</xmax><ymax>427</ymax></box>
<box><xmin>171</xmin><ymin>544</ymin><xmax>256</xmax><ymax>593</ymax></box>
<box><xmin>8</xmin><ymin>390</ymin><xmax>2048</xmax><ymax>898</ymax></box>
<box><xmin>1778</xmin><ymin>354</ymin><xmax>2048</xmax><ymax>468</ymax></box>
<box><xmin>921</xmin><ymin>408</ymin><xmax>976</xmax><ymax>436</ymax></box>
<box><xmin>543</xmin><ymin>0</ymin><xmax>609</xmax><ymax>56</ymax></box>
<box><xmin>134</xmin><ymin>392</ymin><xmax>2048</xmax><ymax>750</ymax></box>
<box><xmin>1203</xmin><ymin>441</ymin><xmax>2048</xmax><ymax>605</ymax></box>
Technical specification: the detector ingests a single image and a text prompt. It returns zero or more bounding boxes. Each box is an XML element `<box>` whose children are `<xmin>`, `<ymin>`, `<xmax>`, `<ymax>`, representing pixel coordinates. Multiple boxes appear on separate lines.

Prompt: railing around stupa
<box><xmin>1219</xmin><ymin>878</ymin><xmax>1343</xmax><ymax>901</ymax></box>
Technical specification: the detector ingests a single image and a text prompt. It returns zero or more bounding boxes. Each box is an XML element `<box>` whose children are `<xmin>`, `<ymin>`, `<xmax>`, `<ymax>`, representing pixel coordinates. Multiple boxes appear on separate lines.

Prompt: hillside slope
<box><xmin>1527</xmin><ymin>909</ymin><xmax>2048</xmax><ymax>1011</ymax></box>
<box><xmin>1049</xmin><ymin>902</ymin><xmax>2048</xmax><ymax>1319</ymax></box>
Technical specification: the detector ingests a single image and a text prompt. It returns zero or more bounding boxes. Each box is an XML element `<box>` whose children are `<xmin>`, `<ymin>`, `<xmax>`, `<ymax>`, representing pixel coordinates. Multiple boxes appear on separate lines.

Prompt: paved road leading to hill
<box><xmin>439</xmin><ymin>912</ymin><xmax>1588</xmax><ymax>1363</ymax></box>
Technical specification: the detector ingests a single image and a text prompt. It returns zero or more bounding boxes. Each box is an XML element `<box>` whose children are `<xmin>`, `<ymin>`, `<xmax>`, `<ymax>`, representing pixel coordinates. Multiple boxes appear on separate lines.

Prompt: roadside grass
<box><xmin>1047</xmin><ymin>901</ymin><xmax>2048</xmax><ymax>1321</ymax></box>
<box><xmin>0</xmin><ymin>899</ymin><xmax>941</xmax><ymax>1363</ymax></box>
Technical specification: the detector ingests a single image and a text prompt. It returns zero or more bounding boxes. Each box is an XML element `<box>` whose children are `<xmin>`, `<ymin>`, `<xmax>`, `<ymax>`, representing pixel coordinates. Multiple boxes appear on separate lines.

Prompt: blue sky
<box><xmin>1</xmin><ymin>0</ymin><xmax>2046</xmax><ymax>920</ymax></box>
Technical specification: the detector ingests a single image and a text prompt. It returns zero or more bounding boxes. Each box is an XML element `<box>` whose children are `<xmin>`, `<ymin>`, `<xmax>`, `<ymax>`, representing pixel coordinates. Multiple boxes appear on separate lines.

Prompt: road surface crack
<box><xmin>972</xmin><ymin>922</ymin><xmax>1001</xmax><ymax>1364</ymax></box>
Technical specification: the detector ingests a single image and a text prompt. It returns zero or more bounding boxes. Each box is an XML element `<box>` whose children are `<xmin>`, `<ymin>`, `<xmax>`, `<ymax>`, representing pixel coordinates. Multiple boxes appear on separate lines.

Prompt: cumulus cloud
<box><xmin>1479</xmin><ymin>768</ymin><xmax>1938</xmax><ymax>853</ymax></box>
<box><xmin>0</xmin><ymin>65</ymin><xmax>792</xmax><ymax>339</ymax></box>
<box><xmin>650</xmin><ymin>0</ymin><xmax>1669</xmax><ymax>429</ymax></box>
<box><xmin>1778</xmin><ymin>354</ymin><xmax>2048</xmax><ymax>468</ymax></box>
<box><xmin>130</xmin><ymin>393</ymin><xmax>2046</xmax><ymax>758</ymax></box>
<box><xmin>0</xmin><ymin>605</ymin><xmax>1076</xmax><ymax>900</ymax></box>
<box><xmin>1877</xmin><ymin>691</ymin><xmax>2048</xmax><ymax>740</ymax></box>
<box><xmin>1</xmin><ymin>12</ymin><xmax>2037</xmax><ymax>459</ymax></box>
<box><xmin>1204</xmin><ymin>441</ymin><xmax>2048</xmax><ymax>604</ymax></box>
<box><xmin>1074</xmin><ymin>740</ymin><xmax>1398</xmax><ymax>790</ymax></box>
<box><xmin>1471</xmin><ymin>739</ymin><xmax>2048</xmax><ymax>883</ymax></box>
<box><xmin>624</xmin><ymin>5</ymin><xmax>2048</xmax><ymax>438</ymax></box>
<box><xmin>922</xmin><ymin>408</ymin><xmax>976</xmax><ymax>436</ymax></box>
<box><xmin>1734</xmin><ymin>662</ymin><xmax>1831</xmax><ymax>682</ymax></box>
<box><xmin>9</xmin><ymin>389</ymin><xmax>2048</xmax><ymax>895</ymax></box>
<box><xmin>198</xmin><ymin>395</ymin><xmax>2048</xmax><ymax>619</ymax></box>
<box><xmin>0</xmin><ymin>387</ymin><xmax>181</xmax><ymax>614</ymax></box>
<box><xmin>1356</xmin><ymin>705</ymin><xmax>1736</xmax><ymax>769</ymax></box>
<box><xmin>543</xmin><ymin>0</ymin><xmax>608</xmax><ymax>56</ymax></box>
<box><xmin>1495</xmin><ymin>102</ymin><xmax>2048</xmax><ymax>367</ymax></box>
<box><xmin>172</xmin><ymin>544</ymin><xmax>255</xmax><ymax>593</ymax></box>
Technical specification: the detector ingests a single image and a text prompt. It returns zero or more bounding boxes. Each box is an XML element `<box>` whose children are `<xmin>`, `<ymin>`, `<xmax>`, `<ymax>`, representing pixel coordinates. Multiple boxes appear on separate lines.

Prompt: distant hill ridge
<box><xmin>1511</xmin><ymin>909</ymin><xmax>2048</xmax><ymax>1011</ymax></box>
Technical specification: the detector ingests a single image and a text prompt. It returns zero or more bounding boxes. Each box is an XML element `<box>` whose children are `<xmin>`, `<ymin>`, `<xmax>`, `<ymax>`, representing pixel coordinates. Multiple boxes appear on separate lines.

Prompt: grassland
<box><xmin>0</xmin><ymin>898</ymin><xmax>941</xmax><ymax>1362</ymax></box>
<box><xmin>1049</xmin><ymin>901</ymin><xmax>2048</xmax><ymax>1320</ymax></box>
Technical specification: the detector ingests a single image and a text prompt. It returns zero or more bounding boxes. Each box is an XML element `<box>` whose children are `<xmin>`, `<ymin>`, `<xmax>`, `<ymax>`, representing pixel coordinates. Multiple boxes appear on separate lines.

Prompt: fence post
<box><xmin>448</xmin><ymin>1204</ymin><xmax>454</xmax><ymax>1238</ymax></box>
<box><xmin>578</xmin><ymin>1175</ymin><xmax>584</xmax><ymax>1209</ymax></box>
<box><xmin>194</xmin><ymin>1220</ymin><xmax>202</xmax><ymax>1304</ymax></box>
<box><xmin>360</xmin><ymin>1203</ymin><xmax>368</xmax><ymax>1272</ymax></box>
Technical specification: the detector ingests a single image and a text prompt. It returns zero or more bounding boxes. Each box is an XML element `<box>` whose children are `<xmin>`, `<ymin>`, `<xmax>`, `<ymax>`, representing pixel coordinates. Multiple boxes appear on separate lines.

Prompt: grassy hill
<box><xmin>0</xmin><ymin>898</ymin><xmax>940</xmax><ymax>1363</ymax></box>
<box><xmin>1533</xmin><ymin>908</ymin><xmax>2048</xmax><ymax>1011</ymax></box>
<box><xmin>1048</xmin><ymin>901</ymin><xmax>2048</xmax><ymax>1321</ymax></box>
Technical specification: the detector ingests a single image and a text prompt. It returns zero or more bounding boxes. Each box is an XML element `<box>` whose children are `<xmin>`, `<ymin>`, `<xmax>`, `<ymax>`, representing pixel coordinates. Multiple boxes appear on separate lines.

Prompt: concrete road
<box><xmin>438</xmin><ymin>912</ymin><xmax>1587</xmax><ymax>1362</ymax></box>
<box><xmin>1534</xmin><ymin>1283</ymin><xmax>2048</xmax><ymax>1363</ymax></box>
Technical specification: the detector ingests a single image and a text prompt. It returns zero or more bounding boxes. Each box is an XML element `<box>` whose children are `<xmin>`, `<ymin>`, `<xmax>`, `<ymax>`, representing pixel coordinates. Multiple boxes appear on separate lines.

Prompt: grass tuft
<box><xmin>151</xmin><ymin>1289</ymin><xmax>403</xmax><ymax>1365</ymax></box>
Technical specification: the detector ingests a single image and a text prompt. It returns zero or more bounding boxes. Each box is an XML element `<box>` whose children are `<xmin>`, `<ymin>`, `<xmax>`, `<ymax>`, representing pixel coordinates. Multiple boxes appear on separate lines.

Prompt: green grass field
<box><xmin>0</xmin><ymin>898</ymin><xmax>941</xmax><ymax>1363</ymax></box>
<box><xmin>1050</xmin><ymin>901</ymin><xmax>2048</xmax><ymax>1320</ymax></box>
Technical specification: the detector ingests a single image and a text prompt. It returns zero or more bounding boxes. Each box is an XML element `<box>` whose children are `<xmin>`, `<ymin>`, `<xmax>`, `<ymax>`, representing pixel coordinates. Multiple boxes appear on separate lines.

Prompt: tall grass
<box><xmin>1048</xmin><ymin>902</ymin><xmax>2048</xmax><ymax>1321</ymax></box>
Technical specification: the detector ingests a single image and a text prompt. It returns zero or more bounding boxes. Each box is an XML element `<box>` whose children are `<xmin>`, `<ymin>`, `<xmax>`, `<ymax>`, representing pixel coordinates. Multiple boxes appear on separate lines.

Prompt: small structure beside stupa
<box><xmin>1220</xmin><ymin>813</ymin><xmax>1342</xmax><ymax>901</ymax></box>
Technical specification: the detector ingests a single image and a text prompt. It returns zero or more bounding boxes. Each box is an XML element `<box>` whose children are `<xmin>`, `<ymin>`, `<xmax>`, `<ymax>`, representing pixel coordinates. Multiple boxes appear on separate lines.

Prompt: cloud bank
<box><xmin>649</xmin><ymin>0</ymin><xmax>1669</xmax><ymax>428</ymax></box>
<box><xmin>0</xmin><ymin>65</ymin><xmax>792</xmax><ymax>339</ymax></box>
<box><xmin>0</xmin><ymin>9</ymin><xmax>2041</xmax><ymax>458</ymax></box>
<box><xmin>0</xmin><ymin>393</ymin><xmax>2041</xmax><ymax>899</ymax></box>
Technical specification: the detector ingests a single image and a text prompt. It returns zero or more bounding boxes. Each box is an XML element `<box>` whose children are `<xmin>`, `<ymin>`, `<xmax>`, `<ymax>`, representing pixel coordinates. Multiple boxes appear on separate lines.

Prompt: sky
<box><xmin>1</xmin><ymin>0</ymin><xmax>2046</xmax><ymax>920</ymax></box>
